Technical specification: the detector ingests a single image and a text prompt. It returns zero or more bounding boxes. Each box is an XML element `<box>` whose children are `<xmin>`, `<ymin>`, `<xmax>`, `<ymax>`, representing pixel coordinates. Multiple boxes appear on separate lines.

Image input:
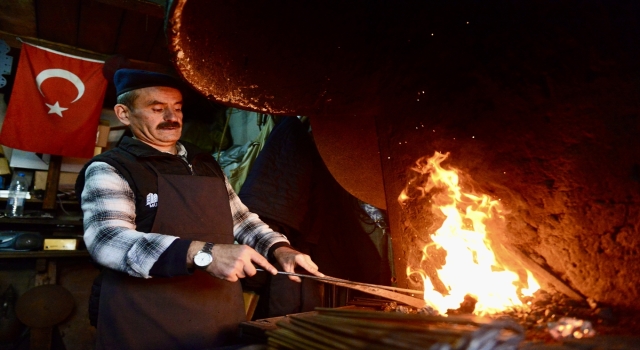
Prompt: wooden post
<box><xmin>42</xmin><ymin>155</ymin><xmax>62</xmax><ymax>210</ymax></box>
<box><xmin>29</xmin><ymin>327</ymin><xmax>53</xmax><ymax>350</ymax></box>
<box><xmin>34</xmin><ymin>259</ymin><xmax>57</xmax><ymax>286</ymax></box>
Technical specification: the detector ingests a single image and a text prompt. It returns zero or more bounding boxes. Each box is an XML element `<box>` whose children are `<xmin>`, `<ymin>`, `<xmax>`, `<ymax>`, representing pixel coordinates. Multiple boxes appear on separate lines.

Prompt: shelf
<box><xmin>0</xmin><ymin>216</ymin><xmax>82</xmax><ymax>226</ymax></box>
<box><xmin>0</xmin><ymin>196</ymin><xmax>78</xmax><ymax>204</ymax></box>
<box><xmin>0</xmin><ymin>250</ymin><xmax>90</xmax><ymax>259</ymax></box>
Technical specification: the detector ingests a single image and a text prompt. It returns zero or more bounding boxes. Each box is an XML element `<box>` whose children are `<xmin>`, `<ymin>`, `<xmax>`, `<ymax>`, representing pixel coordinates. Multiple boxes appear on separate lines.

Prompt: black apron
<box><xmin>96</xmin><ymin>163</ymin><xmax>246</xmax><ymax>350</ymax></box>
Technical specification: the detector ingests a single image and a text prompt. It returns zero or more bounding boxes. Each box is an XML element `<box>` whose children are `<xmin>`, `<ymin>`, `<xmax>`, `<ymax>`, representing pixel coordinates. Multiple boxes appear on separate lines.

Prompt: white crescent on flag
<box><xmin>35</xmin><ymin>68</ymin><xmax>85</xmax><ymax>103</ymax></box>
<box><xmin>0</xmin><ymin>43</ymin><xmax>107</xmax><ymax>158</ymax></box>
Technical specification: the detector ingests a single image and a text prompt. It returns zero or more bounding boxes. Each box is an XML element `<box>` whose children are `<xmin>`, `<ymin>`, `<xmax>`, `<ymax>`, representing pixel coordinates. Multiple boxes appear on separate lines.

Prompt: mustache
<box><xmin>157</xmin><ymin>121</ymin><xmax>181</xmax><ymax>129</ymax></box>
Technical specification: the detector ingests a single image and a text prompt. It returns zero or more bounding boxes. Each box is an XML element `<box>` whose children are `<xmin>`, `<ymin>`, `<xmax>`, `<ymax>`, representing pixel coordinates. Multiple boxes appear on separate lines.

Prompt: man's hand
<box><xmin>273</xmin><ymin>246</ymin><xmax>324</xmax><ymax>282</ymax></box>
<box><xmin>187</xmin><ymin>242</ymin><xmax>277</xmax><ymax>282</ymax></box>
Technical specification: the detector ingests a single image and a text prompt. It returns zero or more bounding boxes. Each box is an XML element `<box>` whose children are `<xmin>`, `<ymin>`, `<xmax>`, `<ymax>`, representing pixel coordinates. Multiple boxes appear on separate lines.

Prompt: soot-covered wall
<box><xmin>371</xmin><ymin>3</ymin><xmax>640</xmax><ymax>309</ymax></box>
<box><xmin>167</xmin><ymin>0</ymin><xmax>640</xmax><ymax>309</ymax></box>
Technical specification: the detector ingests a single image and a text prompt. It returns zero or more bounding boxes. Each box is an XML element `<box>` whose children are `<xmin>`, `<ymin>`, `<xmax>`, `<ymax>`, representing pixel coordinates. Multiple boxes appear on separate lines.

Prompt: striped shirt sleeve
<box><xmin>81</xmin><ymin>157</ymin><xmax>290</xmax><ymax>278</ymax></box>
<box><xmin>224</xmin><ymin>175</ymin><xmax>290</xmax><ymax>256</ymax></box>
<box><xmin>81</xmin><ymin>161</ymin><xmax>178</xmax><ymax>278</ymax></box>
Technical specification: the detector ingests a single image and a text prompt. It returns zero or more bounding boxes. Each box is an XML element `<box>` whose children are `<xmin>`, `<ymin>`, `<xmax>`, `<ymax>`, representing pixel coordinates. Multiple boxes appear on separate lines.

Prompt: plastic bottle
<box><xmin>6</xmin><ymin>172</ymin><xmax>28</xmax><ymax>217</ymax></box>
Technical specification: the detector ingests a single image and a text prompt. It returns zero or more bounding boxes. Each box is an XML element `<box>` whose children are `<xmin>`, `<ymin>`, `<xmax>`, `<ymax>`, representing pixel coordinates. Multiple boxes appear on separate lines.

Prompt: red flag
<box><xmin>0</xmin><ymin>43</ymin><xmax>107</xmax><ymax>158</ymax></box>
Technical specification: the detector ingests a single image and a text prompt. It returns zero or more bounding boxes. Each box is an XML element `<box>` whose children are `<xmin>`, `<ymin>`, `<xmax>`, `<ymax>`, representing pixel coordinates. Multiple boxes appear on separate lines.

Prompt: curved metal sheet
<box><xmin>166</xmin><ymin>0</ymin><xmax>442</xmax><ymax>116</ymax></box>
<box><xmin>165</xmin><ymin>0</ymin><xmax>455</xmax><ymax>208</ymax></box>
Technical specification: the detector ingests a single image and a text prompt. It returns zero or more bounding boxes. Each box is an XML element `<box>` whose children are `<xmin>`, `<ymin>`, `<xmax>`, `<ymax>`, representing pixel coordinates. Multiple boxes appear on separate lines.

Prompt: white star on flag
<box><xmin>0</xmin><ymin>43</ymin><xmax>107</xmax><ymax>158</ymax></box>
<box><xmin>45</xmin><ymin>101</ymin><xmax>68</xmax><ymax>117</ymax></box>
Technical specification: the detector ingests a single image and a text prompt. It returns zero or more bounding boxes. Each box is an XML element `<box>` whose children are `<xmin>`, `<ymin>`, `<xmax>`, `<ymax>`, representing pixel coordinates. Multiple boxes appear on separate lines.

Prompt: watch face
<box><xmin>194</xmin><ymin>252</ymin><xmax>213</xmax><ymax>267</ymax></box>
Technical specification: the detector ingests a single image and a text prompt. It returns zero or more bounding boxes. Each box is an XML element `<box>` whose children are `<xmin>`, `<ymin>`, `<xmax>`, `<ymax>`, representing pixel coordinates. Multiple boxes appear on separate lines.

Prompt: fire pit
<box><xmin>165</xmin><ymin>0</ymin><xmax>640</xmax><ymax>346</ymax></box>
<box><xmin>240</xmin><ymin>289</ymin><xmax>640</xmax><ymax>349</ymax></box>
<box><xmin>398</xmin><ymin>151</ymin><xmax>540</xmax><ymax>315</ymax></box>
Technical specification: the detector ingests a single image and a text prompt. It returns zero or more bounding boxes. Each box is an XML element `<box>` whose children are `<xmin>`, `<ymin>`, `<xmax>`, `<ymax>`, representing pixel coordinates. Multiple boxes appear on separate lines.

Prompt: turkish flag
<box><xmin>0</xmin><ymin>43</ymin><xmax>107</xmax><ymax>158</ymax></box>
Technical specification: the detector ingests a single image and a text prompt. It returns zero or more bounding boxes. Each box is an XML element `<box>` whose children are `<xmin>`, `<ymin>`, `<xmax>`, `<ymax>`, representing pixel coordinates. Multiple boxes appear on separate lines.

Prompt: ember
<box><xmin>399</xmin><ymin>151</ymin><xmax>539</xmax><ymax>315</ymax></box>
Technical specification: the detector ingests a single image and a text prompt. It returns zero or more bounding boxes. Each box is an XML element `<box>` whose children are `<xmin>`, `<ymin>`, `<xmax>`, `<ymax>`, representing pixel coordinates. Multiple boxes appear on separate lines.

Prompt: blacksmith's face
<box><xmin>126</xmin><ymin>86</ymin><xmax>183</xmax><ymax>147</ymax></box>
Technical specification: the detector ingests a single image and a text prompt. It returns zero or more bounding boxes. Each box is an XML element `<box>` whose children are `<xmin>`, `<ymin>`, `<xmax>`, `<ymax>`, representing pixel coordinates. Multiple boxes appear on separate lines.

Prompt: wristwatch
<box><xmin>194</xmin><ymin>242</ymin><xmax>214</xmax><ymax>269</ymax></box>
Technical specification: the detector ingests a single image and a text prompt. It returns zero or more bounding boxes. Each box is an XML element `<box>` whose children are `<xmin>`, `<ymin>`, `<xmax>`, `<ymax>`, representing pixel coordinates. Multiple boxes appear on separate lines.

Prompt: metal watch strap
<box><xmin>194</xmin><ymin>242</ymin><xmax>215</xmax><ymax>270</ymax></box>
<box><xmin>201</xmin><ymin>242</ymin><xmax>214</xmax><ymax>254</ymax></box>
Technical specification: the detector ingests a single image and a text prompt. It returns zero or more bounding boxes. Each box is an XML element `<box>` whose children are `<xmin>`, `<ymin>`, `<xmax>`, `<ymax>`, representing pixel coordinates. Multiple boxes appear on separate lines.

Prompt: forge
<box><xmin>166</xmin><ymin>0</ymin><xmax>640</xmax><ymax>323</ymax></box>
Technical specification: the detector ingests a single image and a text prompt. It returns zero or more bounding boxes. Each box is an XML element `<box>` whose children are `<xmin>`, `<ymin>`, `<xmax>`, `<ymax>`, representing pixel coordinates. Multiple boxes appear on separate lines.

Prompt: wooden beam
<box><xmin>115</xmin><ymin>9</ymin><xmax>164</xmax><ymax>61</ymax></box>
<box><xmin>36</xmin><ymin>0</ymin><xmax>81</xmax><ymax>47</ymax></box>
<box><xmin>0</xmin><ymin>29</ymin><xmax>106</xmax><ymax>60</ymax></box>
<box><xmin>29</xmin><ymin>327</ymin><xmax>53</xmax><ymax>350</ymax></box>
<box><xmin>0</xmin><ymin>29</ymin><xmax>173</xmax><ymax>73</ymax></box>
<box><xmin>0</xmin><ymin>0</ymin><xmax>37</xmax><ymax>37</ymax></box>
<box><xmin>95</xmin><ymin>0</ymin><xmax>165</xmax><ymax>18</ymax></box>
<box><xmin>77</xmin><ymin>0</ymin><xmax>125</xmax><ymax>54</ymax></box>
<box><xmin>35</xmin><ymin>259</ymin><xmax>57</xmax><ymax>286</ymax></box>
<box><xmin>42</xmin><ymin>155</ymin><xmax>62</xmax><ymax>210</ymax></box>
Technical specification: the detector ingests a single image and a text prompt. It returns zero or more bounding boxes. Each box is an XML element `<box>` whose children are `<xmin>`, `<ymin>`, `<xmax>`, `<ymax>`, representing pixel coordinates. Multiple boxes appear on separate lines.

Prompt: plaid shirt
<box><xmin>80</xmin><ymin>142</ymin><xmax>289</xmax><ymax>278</ymax></box>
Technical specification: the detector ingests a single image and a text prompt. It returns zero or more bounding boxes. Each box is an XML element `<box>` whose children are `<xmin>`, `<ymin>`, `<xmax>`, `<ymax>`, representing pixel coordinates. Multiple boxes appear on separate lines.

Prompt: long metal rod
<box><xmin>256</xmin><ymin>269</ymin><xmax>424</xmax><ymax>295</ymax></box>
<box><xmin>256</xmin><ymin>269</ymin><xmax>428</xmax><ymax>309</ymax></box>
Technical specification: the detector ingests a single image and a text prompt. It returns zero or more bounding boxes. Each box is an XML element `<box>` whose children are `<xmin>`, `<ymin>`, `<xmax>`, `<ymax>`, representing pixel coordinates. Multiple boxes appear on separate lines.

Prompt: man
<box><xmin>75</xmin><ymin>69</ymin><xmax>323</xmax><ymax>350</ymax></box>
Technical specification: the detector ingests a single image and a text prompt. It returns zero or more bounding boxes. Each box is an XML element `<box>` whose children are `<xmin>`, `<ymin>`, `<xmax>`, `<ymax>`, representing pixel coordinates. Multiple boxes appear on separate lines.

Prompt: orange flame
<box><xmin>399</xmin><ymin>152</ymin><xmax>539</xmax><ymax>315</ymax></box>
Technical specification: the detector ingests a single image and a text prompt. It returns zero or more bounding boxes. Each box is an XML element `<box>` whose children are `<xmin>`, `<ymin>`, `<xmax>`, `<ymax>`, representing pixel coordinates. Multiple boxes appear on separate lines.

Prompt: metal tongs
<box><xmin>257</xmin><ymin>269</ymin><xmax>429</xmax><ymax>309</ymax></box>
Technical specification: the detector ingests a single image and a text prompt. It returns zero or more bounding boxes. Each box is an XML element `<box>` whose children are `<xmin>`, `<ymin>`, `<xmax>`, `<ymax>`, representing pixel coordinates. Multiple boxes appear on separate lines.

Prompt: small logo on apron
<box><xmin>146</xmin><ymin>193</ymin><xmax>158</xmax><ymax>208</ymax></box>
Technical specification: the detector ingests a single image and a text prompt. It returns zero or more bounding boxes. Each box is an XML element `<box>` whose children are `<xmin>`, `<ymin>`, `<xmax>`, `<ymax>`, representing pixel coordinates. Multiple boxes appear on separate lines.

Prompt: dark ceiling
<box><xmin>0</xmin><ymin>0</ymin><xmax>174</xmax><ymax>106</ymax></box>
<box><xmin>0</xmin><ymin>0</ymin><xmax>170</xmax><ymax>65</ymax></box>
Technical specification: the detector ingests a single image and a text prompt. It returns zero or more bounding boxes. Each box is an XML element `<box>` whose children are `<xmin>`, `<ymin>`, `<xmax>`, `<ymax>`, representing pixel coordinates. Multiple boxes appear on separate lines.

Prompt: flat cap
<box><xmin>114</xmin><ymin>69</ymin><xmax>184</xmax><ymax>96</ymax></box>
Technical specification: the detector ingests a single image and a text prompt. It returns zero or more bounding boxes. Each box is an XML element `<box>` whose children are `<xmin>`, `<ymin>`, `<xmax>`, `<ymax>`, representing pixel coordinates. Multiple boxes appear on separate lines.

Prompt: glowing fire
<box><xmin>399</xmin><ymin>151</ymin><xmax>539</xmax><ymax>315</ymax></box>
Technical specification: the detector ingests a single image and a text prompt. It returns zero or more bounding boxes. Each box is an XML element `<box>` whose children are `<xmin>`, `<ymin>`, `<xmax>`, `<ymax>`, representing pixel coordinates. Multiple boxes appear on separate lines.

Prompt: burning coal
<box><xmin>399</xmin><ymin>152</ymin><xmax>539</xmax><ymax>315</ymax></box>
